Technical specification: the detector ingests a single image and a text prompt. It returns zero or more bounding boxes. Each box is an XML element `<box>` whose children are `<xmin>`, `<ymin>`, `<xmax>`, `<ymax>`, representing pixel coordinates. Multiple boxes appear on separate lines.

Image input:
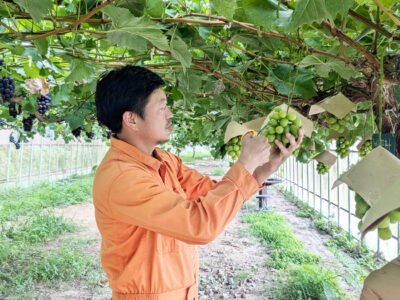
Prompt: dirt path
<box><xmin>39</xmin><ymin>159</ymin><xmax>361</xmax><ymax>299</ymax></box>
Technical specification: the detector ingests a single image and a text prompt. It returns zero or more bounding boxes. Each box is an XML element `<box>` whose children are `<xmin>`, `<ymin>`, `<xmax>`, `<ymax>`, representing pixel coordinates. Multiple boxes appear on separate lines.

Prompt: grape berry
<box><xmin>316</xmin><ymin>162</ymin><xmax>329</xmax><ymax>174</ymax></box>
<box><xmin>335</xmin><ymin>137</ymin><xmax>352</xmax><ymax>158</ymax></box>
<box><xmin>260</xmin><ymin>106</ymin><xmax>301</xmax><ymax>147</ymax></box>
<box><xmin>225</xmin><ymin>136</ymin><xmax>241</xmax><ymax>161</ymax></box>
<box><xmin>359</xmin><ymin>140</ymin><xmax>372</xmax><ymax>158</ymax></box>
<box><xmin>326</xmin><ymin>113</ymin><xmax>349</xmax><ymax>133</ymax></box>
<box><xmin>37</xmin><ymin>94</ymin><xmax>52</xmax><ymax>114</ymax></box>
<box><xmin>0</xmin><ymin>76</ymin><xmax>15</xmax><ymax>102</ymax></box>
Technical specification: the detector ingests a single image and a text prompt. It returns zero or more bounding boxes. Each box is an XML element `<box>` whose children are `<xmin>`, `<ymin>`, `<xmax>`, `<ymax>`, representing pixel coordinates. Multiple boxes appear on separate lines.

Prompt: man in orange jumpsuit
<box><xmin>93</xmin><ymin>65</ymin><xmax>303</xmax><ymax>299</ymax></box>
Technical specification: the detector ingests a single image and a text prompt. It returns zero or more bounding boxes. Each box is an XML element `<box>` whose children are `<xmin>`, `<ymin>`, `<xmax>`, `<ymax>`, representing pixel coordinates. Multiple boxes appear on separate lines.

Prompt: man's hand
<box><xmin>254</xmin><ymin>128</ymin><xmax>304</xmax><ymax>184</ymax></box>
<box><xmin>237</xmin><ymin>132</ymin><xmax>271</xmax><ymax>175</ymax></box>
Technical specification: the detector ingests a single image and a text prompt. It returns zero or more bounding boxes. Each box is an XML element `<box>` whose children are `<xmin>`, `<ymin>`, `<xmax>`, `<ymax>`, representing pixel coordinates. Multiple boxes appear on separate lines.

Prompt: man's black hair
<box><xmin>95</xmin><ymin>65</ymin><xmax>164</xmax><ymax>133</ymax></box>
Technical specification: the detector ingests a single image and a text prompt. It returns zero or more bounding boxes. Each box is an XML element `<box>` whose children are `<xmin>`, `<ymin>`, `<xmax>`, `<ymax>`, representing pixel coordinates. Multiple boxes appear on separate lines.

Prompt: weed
<box><xmin>271</xmin><ymin>264</ymin><xmax>345</xmax><ymax>300</ymax></box>
<box><xmin>0</xmin><ymin>174</ymin><xmax>94</xmax><ymax>221</ymax></box>
<box><xmin>2</xmin><ymin>213</ymin><xmax>77</xmax><ymax>244</ymax></box>
<box><xmin>243</xmin><ymin>212</ymin><xmax>321</xmax><ymax>269</ymax></box>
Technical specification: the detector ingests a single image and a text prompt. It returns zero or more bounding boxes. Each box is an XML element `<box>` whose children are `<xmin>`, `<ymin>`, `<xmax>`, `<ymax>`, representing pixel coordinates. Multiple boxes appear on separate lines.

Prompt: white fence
<box><xmin>280</xmin><ymin>153</ymin><xmax>400</xmax><ymax>261</ymax></box>
<box><xmin>0</xmin><ymin>130</ymin><xmax>108</xmax><ymax>188</ymax></box>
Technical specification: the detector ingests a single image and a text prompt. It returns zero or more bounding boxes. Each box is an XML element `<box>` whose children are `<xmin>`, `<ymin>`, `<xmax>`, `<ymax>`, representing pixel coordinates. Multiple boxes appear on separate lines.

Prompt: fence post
<box><xmin>55</xmin><ymin>139</ymin><xmax>59</xmax><ymax>180</ymax></box>
<box><xmin>29</xmin><ymin>139</ymin><xmax>34</xmax><ymax>184</ymax></box>
<box><xmin>38</xmin><ymin>136</ymin><xmax>43</xmax><ymax>180</ymax></box>
<box><xmin>18</xmin><ymin>142</ymin><xmax>24</xmax><ymax>184</ymax></box>
<box><xmin>6</xmin><ymin>142</ymin><xmax>12</xmax><ymax>189</ymax></box>
<box><xmin>328</xmin><ymin>168</ymin><xmax>331</xmax><ymax>218</ymax></box>
<box><xmin>312</xmin><ymin>160</ymin><xmax>316</xmax><ymax>210</ymax></box>
<box><xmin>319</xmin><ymin>173</ymin><xmax>322</xmax><ymax>214</ymax></box>
<box><xmin>48</xmin><ymin>139</ymin><xmax>52</xmax><ymax>180</ymax></box>
<box><xmin>347</xmin><ymin>155</ymin><xmax>351</xmax><ymax>239</ymax></box>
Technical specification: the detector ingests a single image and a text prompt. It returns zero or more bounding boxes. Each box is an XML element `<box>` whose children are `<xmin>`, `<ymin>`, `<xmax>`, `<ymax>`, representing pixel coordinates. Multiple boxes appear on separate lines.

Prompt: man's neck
<box><xmin>115</xmin><ymin>132</ymin><xmax>155</xmax><ymax>156</ymax></box>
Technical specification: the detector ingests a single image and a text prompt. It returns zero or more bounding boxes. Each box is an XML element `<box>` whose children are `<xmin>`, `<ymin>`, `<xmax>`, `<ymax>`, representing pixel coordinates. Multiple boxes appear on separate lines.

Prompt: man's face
<box><xmin>136</xmin><ymin>88</ymin><xmax>173</xmax><ymax>145</ymax></box>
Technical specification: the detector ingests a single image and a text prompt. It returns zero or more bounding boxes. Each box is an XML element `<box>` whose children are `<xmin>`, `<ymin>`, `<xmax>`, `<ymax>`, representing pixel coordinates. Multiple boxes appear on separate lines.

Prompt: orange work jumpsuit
<box><xmin>93</xmin><ymin>136</ymin><xmax>264</xmax><ymax>299</ymax></box>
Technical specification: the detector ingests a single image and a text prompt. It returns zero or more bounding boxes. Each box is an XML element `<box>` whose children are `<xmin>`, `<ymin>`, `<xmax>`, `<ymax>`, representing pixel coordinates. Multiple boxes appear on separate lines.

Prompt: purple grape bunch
<box><xmin>23</xmin><ymin>114</ymin><xmax>36</xmax><ymax>132</ymax></box>
<box><xmin>72</xmin><ymin>126</ymin><xmax>82</xmax><ymax>138</ymax></box>
<box><xmin>9</xmin><ymin>135</ymin><xmax>20</xmax><ymax>150</ymax></box>
<box><xmin>0</xmin><ymin>76</ymin><xmax>15</xmax><ymax>102</ymax></box>
<box><xmin>37</xmin><ymin>94</ymin><xmax>52</xmax><ymax>114</ymax></box>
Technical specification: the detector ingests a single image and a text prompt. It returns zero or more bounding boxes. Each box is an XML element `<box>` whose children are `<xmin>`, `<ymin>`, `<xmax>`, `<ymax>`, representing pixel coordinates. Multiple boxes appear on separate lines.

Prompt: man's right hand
<box><xmin>237</xmin><ymin>132</ymin><xmax>271</xmax><ymax>175</ymax></box>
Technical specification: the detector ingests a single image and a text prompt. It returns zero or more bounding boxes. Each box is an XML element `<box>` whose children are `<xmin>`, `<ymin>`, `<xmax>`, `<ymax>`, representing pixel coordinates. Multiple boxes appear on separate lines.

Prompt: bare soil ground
<box><xmin>35</xmin><ymin>158</ymin><xmax>361</xmax><ymax>299</ymax></box>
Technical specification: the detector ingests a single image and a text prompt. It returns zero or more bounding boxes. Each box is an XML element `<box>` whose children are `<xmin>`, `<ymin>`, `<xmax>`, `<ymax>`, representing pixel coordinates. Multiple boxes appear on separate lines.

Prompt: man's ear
<box><xmin>122</xmin><ymin>111</ymin><xmax>139</xmax><ymax>131</ymax></box>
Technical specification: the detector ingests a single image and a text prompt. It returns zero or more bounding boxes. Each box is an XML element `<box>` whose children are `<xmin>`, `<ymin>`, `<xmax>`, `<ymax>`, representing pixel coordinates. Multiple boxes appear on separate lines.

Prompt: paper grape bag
<box><xmin>332</xmin><ymin>146</ymin><xmax>400</xmax><ymax>234</ymax></box>
<box><xmin>313</xmin><ymin>151</ymin><xmax>337</xmax><ymax>167</ymax></box>
<box><xmin>309</xmin><ymin>92</ymin><xmax>357</xmax><ymax>119</ymax></box>
<box><xmin>224</xmin><ymin>121</ymin><xmax>249</xmax><ymax>144</ymax></box>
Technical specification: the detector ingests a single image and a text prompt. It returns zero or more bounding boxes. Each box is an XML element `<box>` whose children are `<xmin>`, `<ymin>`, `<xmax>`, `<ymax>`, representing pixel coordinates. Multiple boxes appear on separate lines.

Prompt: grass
<box><xmin>0</xmin><ymin>238</ymin><xmax>102</xmax><ymax>299</ymax></box>
<box><xmin>1</xmin><ymin>213</ymin><xmax>77</xmax><ymax>244</ymax></box>
<box><xmin>271</xmin><ymin>264</ymin><xmax>343</xmax><ymax>300</ymax></box>
<box><xmin>243</xmin><ymin>212</ymin><xmax>321</xmax><ymax>269</ymax></box>
<box><xmin>233</xmin><ymin>271</ymin><xmax>250</xmax><ymax>283</ymax></box>
<box><xmin>242</xmin><ymin>211</ymin><xmax>347</xmax><ymax>299</ymax></box>
<box><xmin>210</xmin><ymin>169</ymin><xmax>225</xmax><ymax>176</ymax></box>
<box><xmin>0</xmin><ymin>172</ymin><xmax>104</xmax><ymax>299</ymax></box>
<box><xmin>280</xmin><ymin>188</ymin><xmax>386</xmax><ymax>291</ymax></box>
<box><xmin>0</xmin><ymin>174</ymin><xmax>94</xmax><ymax>222</ymax></box>
<box><xmin>179</xmin><ymin>151</ymin><xmax>211</xmax><ymax>162</ymax></box>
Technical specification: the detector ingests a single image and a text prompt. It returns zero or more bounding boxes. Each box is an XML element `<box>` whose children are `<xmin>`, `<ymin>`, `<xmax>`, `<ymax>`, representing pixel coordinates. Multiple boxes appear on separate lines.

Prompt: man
<box><xmin>93</xmin><ymin>65</ymin><xmax>303</xmax><ymax>299</ymax></box>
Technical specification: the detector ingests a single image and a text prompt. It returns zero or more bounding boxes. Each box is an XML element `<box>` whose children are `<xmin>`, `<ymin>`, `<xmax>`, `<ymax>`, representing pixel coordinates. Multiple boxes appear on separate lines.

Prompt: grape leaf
<box><xmin>22</xmin><ymin>95</ymin><xmax>38</xmax><ymax>114</ymax></box>
<box><xmin>268</xmin><ymin>64</ymin><xmax>317</xmax><ymax>98</ymax></box>
<box><xmin>290</xmin><ymin>0</ymin><xmax>354</xmax><ymax>29</ymax></box>
<box><xmin>65</xmin><ymin>60</ymin><xmax>94</xmax><ymax>83</ymax></box>
<box><xmin>146</xmin><ymin>0</ymin><xmax>165</xmax><ymax>17</ymax></box>
<box><xmin>65</xmin><ymin>114</ymin><xmax>84</xmax><ymax>131</ymax></box>
<box><xmin>117</xmin><ymin>0</ymin><xmax>146</xmax><ymax>17</ymax></box>
<box><xmin>212</xmin><ymin>0</ymin><xmax>237</xmax><ymax>20</ymax></box>
<box><xmin>34</xmin><ymin>38</ymin><xmax>49</xmax><ymax>57</ymax></box>
<box><xmin>13</xmin><ymin>0</ymin><xmax>52</xmax><ymax>24</ymax></box>
<box><xmin>103</xmin><ymin>5</ymin><xmax>169</xmax><ymax>50</ymax></box>
<box><xmin>23</xmin><ymin>62</ymin><xmax>40</xmax><ymax>78</ymax></box>
<box><xmin>52</xmin><ymin>85</ymin><xmax>71</xmax><ymax>106</ymax></box>
<box><xmin>170</xmin><ymin>36</ymin><xmax>192</xmax><ymax>71</ymax></box>
<box><xmin>299</xmin><ymin>55</ymin><xmax>356</xmax><ymax>80</ymax></box>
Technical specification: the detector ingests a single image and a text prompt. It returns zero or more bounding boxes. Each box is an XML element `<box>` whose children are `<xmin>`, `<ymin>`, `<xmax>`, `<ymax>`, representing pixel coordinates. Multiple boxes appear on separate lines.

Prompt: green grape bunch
<box><xmin>225</xmin><ymin>136</ymin><xmax>241</xmax><ymax>161</ymax></box>
<box><xmin>335</xmin><ymin>137</ymin><xmax>352</xmax><ymax>158</ymax></box>
<box><xmin>316</xmin><ymin>162</ymin><xmax>329</xmax><ymax>174</ymax></box>
<box><xmin>359</xmin><ymin>140</ymin><xmax>372</xmax><ymax>158</ymax></box>
<box><xmin>326</xmin><ymin>113</ymin><xmax>348</xmax><ymax>133</ymax></box>
<box><xmin>260</xmin><ymin>106</ymin><xmax>302</xmax><ymax>147</ymax></box>
<box><xmin>355</xmin><ymin>193</ymin><xmax>400</xmax><ymax>240</ymax></box>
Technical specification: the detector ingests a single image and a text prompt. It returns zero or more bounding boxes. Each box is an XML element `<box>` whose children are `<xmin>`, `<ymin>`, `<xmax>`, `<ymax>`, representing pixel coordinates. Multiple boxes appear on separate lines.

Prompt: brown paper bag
<box><xmin>224</xmin><ymin>121</ymin><xmax>248</xmax><ymax>144</ymax></box>
<box><xmin>243</xmin><ymin>117</ymin><xmax>269</xmax><ymax>133</ymax></box>
<box><xmin>331</xmin><ymin>146</ymin><xmax>400</xmax><ymax>234</ymax></box>
<box><xmin>313</xmin><ymin>151</ymin><xmax>337</xmax><ymax>167</ymax></box>
<box><xmin>309</xmin><ymin>92</ymin><xmax>357</xmax><ymax>119</ymax></box>
<box><xmin>360</xmin><ymin>257</ymin><xmax>400</xmax><ymax>300</ymax></box>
